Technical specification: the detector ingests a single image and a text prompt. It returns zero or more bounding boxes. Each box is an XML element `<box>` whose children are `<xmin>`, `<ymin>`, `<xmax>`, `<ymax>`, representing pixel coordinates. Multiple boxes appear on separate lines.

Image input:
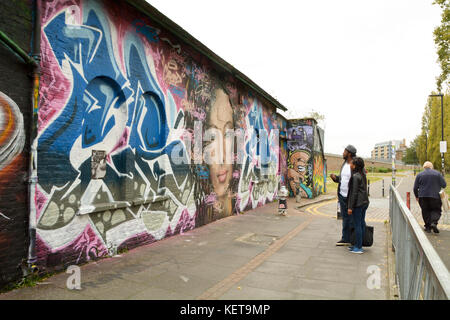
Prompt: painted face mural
<box><xmin>207</xmin><ymin>89</ymin><xmax>234</xmax><ymax>199</ymax></box>
<box><xmin>286</xmin><ymin>120</ymin><xmax>325</xmax><ymax>198</ymax></box>
<box><xmin>35</xmin><ymin>0</ymin><xmax>282</xmax><ymax>267</ymax></box>
<box><xmin>287</xmin><ymin>149</ymin><xmax>312</xmax><ymax>198</ymax></box>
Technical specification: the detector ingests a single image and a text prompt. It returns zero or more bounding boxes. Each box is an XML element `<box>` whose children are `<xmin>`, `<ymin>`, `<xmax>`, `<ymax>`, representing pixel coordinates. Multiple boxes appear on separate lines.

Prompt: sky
<box><xmin>147</xmin><ymin>0</ymin><xmax>442</xmax><ymax>157</ymax></box>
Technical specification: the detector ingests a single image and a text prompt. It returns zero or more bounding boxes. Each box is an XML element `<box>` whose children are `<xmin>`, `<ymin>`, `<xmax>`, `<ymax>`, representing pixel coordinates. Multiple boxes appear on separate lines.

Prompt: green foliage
<box><xmin>433</xmin><ymin>0</ymin><xmax>450</xmax><ymax>91</ymax></box>
<box><xmin>414</xmin><ymin>92</ymin><xmax>449</xmax><ymax>172</ymax></box>
<box><xmin>366</xmin><ymin>166</ymin><xmax>392</xmax><ymax>173</ymax></box>
<box><xmin>0</xmin><ymin>271</ymin><xmax>56</xmax><ymax>293</ymax></box>
<box><xmin>117</xmin><ymin>246</ymin><xmax>129</xmax><ymax>254</ymax></box>
<box><xmin>307</xmin><ymin>110</ymin><xmax>325</xmax><ymax>122</ymax></box>
<box><xmin>403</xmin><ymin>138</ymin><xmax>419</xmax><ymax>164</ymax></box>
<box><xmin>425</xmin><ymin>93</ymin><xmax>450</xmax><ymax>171</ymax></box>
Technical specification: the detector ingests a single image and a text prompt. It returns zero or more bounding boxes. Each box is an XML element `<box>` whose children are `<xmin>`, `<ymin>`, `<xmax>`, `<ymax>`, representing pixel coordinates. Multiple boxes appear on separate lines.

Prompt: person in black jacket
<box><xmin>347</xmin><ymin>157</ymin><xmax>370</xmax><ymax>254</ymax></box>
<box><xmin>413</xmin><ymin>161</ymin><xmax>447</xmax><ymax>233</ymax></box>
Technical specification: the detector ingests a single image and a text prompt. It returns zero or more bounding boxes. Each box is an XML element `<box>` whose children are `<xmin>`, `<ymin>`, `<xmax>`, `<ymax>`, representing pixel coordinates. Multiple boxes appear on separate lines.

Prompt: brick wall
<box><xmin>0</xmin><ymin>0</ymin><xmax>32</xmax><ymax>288</ymax></box>
<box><xmin>325</xmin><ymin>153</ymin><xmax>415</xmax><ymax>172</ymax></box>
<box><xmin>34</xmin><ymin>0</ymin><xmax>283</xmax><ymax>272</ymax></box>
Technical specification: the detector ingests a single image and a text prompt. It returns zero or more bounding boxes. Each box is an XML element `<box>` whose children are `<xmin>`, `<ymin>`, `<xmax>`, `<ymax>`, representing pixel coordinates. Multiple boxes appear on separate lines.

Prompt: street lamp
<box><xmin>428</xmin><ymin>94</ymin><xmax>445</xmax><ymax>176</ymax></box>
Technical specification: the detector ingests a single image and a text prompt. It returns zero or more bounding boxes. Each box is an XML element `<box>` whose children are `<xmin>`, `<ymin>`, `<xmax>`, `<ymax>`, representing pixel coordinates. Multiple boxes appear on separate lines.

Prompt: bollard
<box><xmin>392</xmin><ymin>169</ymin><xmax>396</xmax><ymax>187</ymax></box>
<box><xmin>368</xmin><ymin>179</ymin><xmax>370</xmax><ymax>197</ymax></box>
<box><xmin>406</xmin><ymin>192</ymin><xmax>410</xmax><ymax>210</ymax></box>
<box><xmin>382</xmin><ymin>179</ymin><xmax>385</xmax><ymax>198</ymax></box>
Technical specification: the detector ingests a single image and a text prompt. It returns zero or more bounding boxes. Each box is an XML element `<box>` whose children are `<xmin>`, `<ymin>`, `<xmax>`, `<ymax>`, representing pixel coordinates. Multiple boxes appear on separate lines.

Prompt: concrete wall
<box><xmin>34</xmin><ymin>0</ymin><xmax>283</xmax><ymax>270</ymax></box>
<box><xmin>0</xmin><ymin>0</ymin><xmax>32</xmax><ymax>288</ymax></box>
<box><xmin>325</xmin><ymin>153</ymin><xmax>415</xmax><ymax>172</ymax></box>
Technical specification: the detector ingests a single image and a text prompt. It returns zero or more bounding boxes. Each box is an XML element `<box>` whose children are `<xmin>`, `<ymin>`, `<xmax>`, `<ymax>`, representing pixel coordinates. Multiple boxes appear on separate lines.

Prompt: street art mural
<box><xmin>0</xmin><ymin>92</ymin><xmax>26</xmax><ymax>213</ymax></box>
<box><xmin>35</xmin><ymin>0</ymin><xmax>281</xmax><ymax>268</ymax></box>
<box><xmin>287</xmin><ymin>122</ymin><xmax>313</xmax><ymax>198</ymax></box>
<box><xmin>313</xmin><ymin>154</ymin><xmax>325</xmax><ymax>195</ymax></box>
<box><xmin>287</xmin><ymin>119</ymin><xmax>325</xmax><ymax>198</ymax></box>
<box><xmin>287</xmin><ymin>143</ymin><xmax>313</xmax><ymax>198</ymax></box>
<box><xmin>0</xmin><ymin>88</ymin><xmax>27</xmax><ymax>283</ymax></box>
<box><xmin>0</xmin><ymin>92</ymin><xmax>25</xmax><ymax>174</ymax></box>
<box><xmin>0</xmin><ymin>10</ymin><xmax>30</xmax><ymax>286</ymax></box>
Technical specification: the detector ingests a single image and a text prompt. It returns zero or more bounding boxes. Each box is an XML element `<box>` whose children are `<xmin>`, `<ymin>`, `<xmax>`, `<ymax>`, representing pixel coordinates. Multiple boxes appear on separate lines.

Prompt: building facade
<box><xmin>371</xmin><ymin>139</ymin><xmax>406</xmax><ymax>161</ymax></box>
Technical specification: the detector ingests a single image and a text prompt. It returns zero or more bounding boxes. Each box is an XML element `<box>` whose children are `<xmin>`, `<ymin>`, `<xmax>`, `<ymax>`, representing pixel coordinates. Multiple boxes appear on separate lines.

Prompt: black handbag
<box><xmin>350</xmin><ymin>225</ymin><xmax>374</xmax><ymax>247</ymax></box>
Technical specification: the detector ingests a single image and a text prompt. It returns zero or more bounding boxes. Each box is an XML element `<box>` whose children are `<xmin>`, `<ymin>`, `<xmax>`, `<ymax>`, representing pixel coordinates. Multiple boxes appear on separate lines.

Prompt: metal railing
<box><xmin>389</xmin><ymin>185</ymin><xmax>450</xmax><ymax>300</ymax></box>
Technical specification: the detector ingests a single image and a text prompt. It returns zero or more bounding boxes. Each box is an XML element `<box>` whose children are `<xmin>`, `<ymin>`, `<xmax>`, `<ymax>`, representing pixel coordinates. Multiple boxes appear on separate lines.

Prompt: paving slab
<box><xmin>219</xmin><ymin>285</ymin><xmax>296</xmax><ymax>300</ymax></box>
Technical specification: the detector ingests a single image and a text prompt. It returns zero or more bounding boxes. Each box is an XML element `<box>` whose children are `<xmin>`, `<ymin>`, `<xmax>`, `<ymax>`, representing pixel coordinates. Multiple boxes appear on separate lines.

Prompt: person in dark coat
<box><xmin>413</xmin><ymin>161</ymin><xmax>447</xmax><ymax>233</ymax></box>
<box><xmin>347</xmin><ymin>157</ymin><xmax>370</xmax><ymax>254</ymax></box>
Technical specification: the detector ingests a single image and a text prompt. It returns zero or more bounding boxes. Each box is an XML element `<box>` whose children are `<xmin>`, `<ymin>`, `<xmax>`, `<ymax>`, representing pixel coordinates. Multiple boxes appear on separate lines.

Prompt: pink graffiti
<box><xmin>41</xmin><ymin>0</ymin><xmax>82</xmax><ymax>25</ymax></box>
<box><xmin>204</xmin><ymin>193</ymin><xmax>217</xmax><ymax>205</ymax></box>
<box><xmin>73</xmin><ymin>226</ymin><xmax>109</xmax><ymax>263</ymax></box>
<box><xmin>109</xmin><ymin>128</ymin><xmax>129</xmax><ymax>156</ymax></box>
<box><xmin>35</xmin><ymin>224</ymin><xmax>108</xmax><ymax>267</ymax></box>
<box><xmin>191</xmin><ymin>108</ymin><xmax>206</xmax><ymax>121</ymax></box>
<box><xmin>35</xmin><ymin>187</ymin><xmax>48</xmax><ymax>221</ymax></box>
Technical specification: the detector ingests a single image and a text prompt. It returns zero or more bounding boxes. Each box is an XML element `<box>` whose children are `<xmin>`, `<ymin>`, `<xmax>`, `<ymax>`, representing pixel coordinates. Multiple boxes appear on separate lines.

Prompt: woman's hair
<box><xmin>352</xmin><ymin>157</ymin><xmax>367</xmax><ymax>185</ymax></box>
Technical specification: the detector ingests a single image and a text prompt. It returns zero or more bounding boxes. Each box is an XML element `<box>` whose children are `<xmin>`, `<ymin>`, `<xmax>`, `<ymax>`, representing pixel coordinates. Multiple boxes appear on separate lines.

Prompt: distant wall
<box><xmin>325</xmin><ymin>153</ymin><xmax>416</xmax><ymax>172</ymax></box>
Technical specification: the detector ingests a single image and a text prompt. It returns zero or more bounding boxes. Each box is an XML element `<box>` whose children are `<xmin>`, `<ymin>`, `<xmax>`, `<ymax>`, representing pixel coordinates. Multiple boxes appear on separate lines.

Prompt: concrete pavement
<box><xmin>0</xmin><ymin>194</ymin><xmax>390</xmax><ymax>300</ymax></box>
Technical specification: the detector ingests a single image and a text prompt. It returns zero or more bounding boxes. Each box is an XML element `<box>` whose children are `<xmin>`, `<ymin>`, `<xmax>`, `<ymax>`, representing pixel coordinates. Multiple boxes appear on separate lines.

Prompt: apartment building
<box><xmin>371</xmin><ymin>139</ymin><xmax>407</xmax><ymax>160</ymax></box>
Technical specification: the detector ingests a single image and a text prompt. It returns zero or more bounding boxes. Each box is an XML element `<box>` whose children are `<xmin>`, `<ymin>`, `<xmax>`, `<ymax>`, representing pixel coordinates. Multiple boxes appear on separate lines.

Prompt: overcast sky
<box><xmin>147</xmin><ymin>0</ymin><xmax>442</xmax><ymax>157</ymax></box>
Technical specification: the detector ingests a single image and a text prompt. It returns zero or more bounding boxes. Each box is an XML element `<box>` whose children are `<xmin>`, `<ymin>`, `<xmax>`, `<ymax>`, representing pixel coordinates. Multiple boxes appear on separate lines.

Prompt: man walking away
<box><xmin>330</xmin><ymin>145</ymin><xmax>357</xmax><ymax>246</ymax></box>
<box><xmin>413</xmin><ymin>161</ymin><xmax>447</xmax><ymax>233</ymax></box>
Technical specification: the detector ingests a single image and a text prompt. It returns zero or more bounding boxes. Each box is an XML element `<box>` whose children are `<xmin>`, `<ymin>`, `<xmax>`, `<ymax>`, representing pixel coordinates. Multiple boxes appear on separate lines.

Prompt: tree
<box><xmin>403</xmin><ymin>138</ymin><xmax>419</xmax><ymax>165</ymax></box>
<box><xmin>433</xmin><ymin>0</ymin><xmax>450</xmax><ymax>92</ymax></box>
<box><xmin>281</xmin><ymin>108</ymin><xmax>326</xmax><ymax>127</ymax></box>
<box><xmin>417</xmin><ymin>99</ymin><xmax>432</xmax><ymax>163</ymax></box>
<box><xmin>306</xmin><ymin>110</ymin><xmax>325</xmax><ymax>122</ymax></box>
<box><xmin>416</xmin><ymin>133</ymin><xmax>428</xmax><ymax>166</ymax></box>
<box><xmin>424</xmin><ymin>92</ymin><xmax>450</xmax><ymax>172</ymax></box>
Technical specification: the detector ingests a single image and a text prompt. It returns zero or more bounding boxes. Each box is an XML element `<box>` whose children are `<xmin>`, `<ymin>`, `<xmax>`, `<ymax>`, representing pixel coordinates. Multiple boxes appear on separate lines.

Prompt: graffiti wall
<box><xmin>287</xmin><ymin>119</ymin><xmax>325</xmax><ymax>198</ymax></box>
<box><xmin>0</xmin><ymin>0</ymin><xmax>32</xmax><ymax>288</ymax></box>
<box><xmin>35</xmin><ymin>0</ymin><xmax>282</xmax><ymax>269</ymax></box>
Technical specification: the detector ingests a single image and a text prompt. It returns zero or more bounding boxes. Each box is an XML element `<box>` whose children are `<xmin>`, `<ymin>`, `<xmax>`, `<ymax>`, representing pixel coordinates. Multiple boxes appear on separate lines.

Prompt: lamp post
<box><xmin>391</xmin><ymin>141</ymin><xmax>396</xmax><ymax>187</ymax></box>
<box><xmin>428</xmin><ymin>94</ymin><xmax>445</xmax><ymax>176</ymax></box>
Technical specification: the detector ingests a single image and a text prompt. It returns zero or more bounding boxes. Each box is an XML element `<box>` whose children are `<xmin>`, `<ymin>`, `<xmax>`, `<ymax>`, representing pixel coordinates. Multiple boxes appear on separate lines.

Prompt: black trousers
<box><xmin>418</xmin><ymin>197</ymin><xmax>442</xmax><ymax>227</ymax></box>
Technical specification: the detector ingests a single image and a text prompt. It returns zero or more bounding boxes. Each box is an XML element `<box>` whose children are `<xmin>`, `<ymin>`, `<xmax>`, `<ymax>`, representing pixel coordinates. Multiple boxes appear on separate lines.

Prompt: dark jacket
<box><xmin>413</xmin><ymin>168</ymin><xmax>446</xmax><ymax>199</ymax></box>
<box><xmin>347</xmin><ymin>172</ymin><xmax>369</xmax><ymax>210</ymax></box>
